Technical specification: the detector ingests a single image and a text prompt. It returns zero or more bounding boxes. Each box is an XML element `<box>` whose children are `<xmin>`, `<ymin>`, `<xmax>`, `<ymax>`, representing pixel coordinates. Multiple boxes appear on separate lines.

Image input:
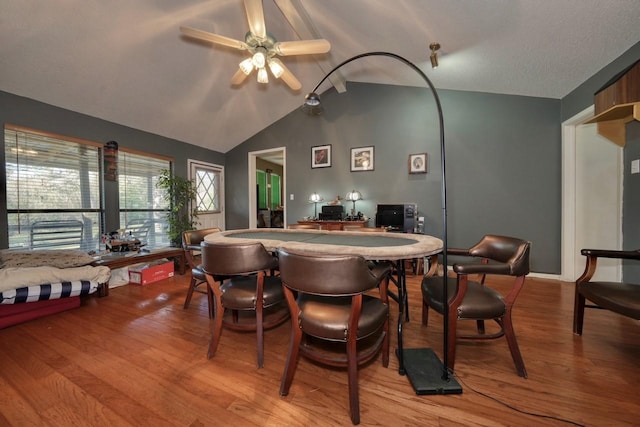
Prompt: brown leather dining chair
<box><xmin>182</xmin><ymin>228</ymin><xmax>221</xmax><ymax>318</ymax></box>
<box><xmin>573</xmin><ymin>248</ymin><xmax>640</xmax><ymax>335</ymax></box>
<box><xmin>277</xmin><ymin>248</ymin><xmax>391</xmax><ymax>425</ymax></box>
<box><xmin>200</xmin><ymin>241</ymin><xmax>289</xmax><ymax>368</ymax></box>
<box><xmin>421</xmin><ymin>235</ymin><xmax>531</xmax><ymax>378</ymax></box>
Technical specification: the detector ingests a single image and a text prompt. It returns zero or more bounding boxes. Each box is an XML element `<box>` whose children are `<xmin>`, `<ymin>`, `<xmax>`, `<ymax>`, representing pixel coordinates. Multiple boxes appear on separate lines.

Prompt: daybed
<box><xmin>0</xmin><ymin>249</ymin><xmax>111</xmax><ymax>329</ymax></box>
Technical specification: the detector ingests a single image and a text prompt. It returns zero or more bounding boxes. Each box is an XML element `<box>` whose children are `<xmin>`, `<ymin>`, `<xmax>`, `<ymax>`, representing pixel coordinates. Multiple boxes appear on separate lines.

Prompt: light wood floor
<box><xmin>0</xmin><ymin>272</ymin><xmax>638</xmax><ymax>426</ymax></box>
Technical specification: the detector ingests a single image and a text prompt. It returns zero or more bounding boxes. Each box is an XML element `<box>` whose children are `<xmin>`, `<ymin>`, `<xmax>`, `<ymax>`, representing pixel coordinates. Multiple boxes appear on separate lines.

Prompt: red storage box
<box><xmin>129</xmin><ymin>260</ymin><xmax>174</xmax><ymax>285</ymax></box>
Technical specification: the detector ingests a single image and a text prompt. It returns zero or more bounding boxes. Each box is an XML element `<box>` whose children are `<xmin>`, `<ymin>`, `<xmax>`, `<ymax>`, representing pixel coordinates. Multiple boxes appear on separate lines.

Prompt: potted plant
<box><xmin>156</xmin><ymin>169</ymin><xmax>199</xmax><ymax>246</ymax></box>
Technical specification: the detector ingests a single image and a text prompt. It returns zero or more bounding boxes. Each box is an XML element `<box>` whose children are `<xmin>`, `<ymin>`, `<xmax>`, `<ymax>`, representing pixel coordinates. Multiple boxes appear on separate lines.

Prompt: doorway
<box><xmin>561</xmin><ymin>106</ymin><xmax>622</xmax><ymax>282</ymax></box>
<box><xmin>248</xmin><ymin>147</ymin><xmax>286</xmax><ymax>228</ymax></box>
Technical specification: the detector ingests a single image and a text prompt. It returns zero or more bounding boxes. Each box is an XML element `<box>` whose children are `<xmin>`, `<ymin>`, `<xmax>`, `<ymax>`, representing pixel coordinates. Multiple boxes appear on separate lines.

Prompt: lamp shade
<box><xmin>308</xmin><ymin>192</ymin><xmax>323</xmax><ymax>203</ymax></box>
<box><xmin>345</xmin><ymin>190</ymin><xmax>362</xmax><ymax>201</ymax></box>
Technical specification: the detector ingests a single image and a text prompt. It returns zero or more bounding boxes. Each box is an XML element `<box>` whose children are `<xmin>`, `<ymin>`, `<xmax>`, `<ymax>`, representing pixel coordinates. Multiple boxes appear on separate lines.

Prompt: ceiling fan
<box><xmin>180</xmin><ymin>0</ymin><xmax>331</xmax><ymax>91</ymax></box>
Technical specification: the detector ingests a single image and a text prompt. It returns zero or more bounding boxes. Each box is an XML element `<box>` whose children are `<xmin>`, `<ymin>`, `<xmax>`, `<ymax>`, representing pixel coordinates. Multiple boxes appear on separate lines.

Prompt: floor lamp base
<box><xmin>402</xmin><ymin>348</ymin><xmax>463</xmax><ymax>395</ymax></box>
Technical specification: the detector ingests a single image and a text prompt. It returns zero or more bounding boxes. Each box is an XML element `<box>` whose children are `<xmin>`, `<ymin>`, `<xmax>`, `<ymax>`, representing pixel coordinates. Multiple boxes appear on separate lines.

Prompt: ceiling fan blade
<box><xmin>278</xmin><ymin>62</ymin><xmax>302</xmax><ymax>91</ymax></box>
<box><xmin>231</xmin><ymin>67</ymin><xmax>250</xmax><ymax>86</ymax></box>
<box><xmin>244</xmin><ymin>0</ymin><xmax>267</xmax><ymax>40</ymax></box>
<box><xmin>180</xmin><ymin>26</ymin><xmax>247</xmax><ymax>50</ymax></box>
<box><xmin>274</xmin><ymin>39</ymin><xmax>331</xmax><ymax>56</ymax></box>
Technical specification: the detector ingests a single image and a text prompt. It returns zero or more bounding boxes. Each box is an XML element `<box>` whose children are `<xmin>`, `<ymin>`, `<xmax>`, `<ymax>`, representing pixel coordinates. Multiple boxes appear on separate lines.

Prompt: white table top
<box><xmin>203</xmin><ymin>228</ymin><xmax>442</xmax><ymax>261</ymax></box>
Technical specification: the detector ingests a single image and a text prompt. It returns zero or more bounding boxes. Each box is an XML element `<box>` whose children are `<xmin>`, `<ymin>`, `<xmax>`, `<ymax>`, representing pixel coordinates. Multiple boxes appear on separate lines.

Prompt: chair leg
<box><xmin>421</xmin><ymin>298</ymin><xmax>430</xmax><ymax>326</ymax></box>
<box><xmin>347</xmin><ymin>333</ymin><xmax>360</xmax><ymax>425</ymax></box>
<box><xmin>183</xmin><ymin>277</ymin><xmax>196</xmax><ymax>309</ymax></box>
<box><xmin>476</xmin><ymin>320</ymin><xmax>485</xmax><ymax>335</ymax></box>
<box><xmin>206</xmin><ymin>287</ymin><xmax>214</xmax><ymax>319</ymax></box>
<box><xmin>502</xmin><ymin>311</ymin><xmax>527</xmax><ymax>378</ymax></box>
<box><xmin>573</xmin><ymin>291</ymin><xmax>586</xmax><ymax>335</ymax></box>
<box><xmin>256</xmin><ymin>301</ymin><xmax>264</xmax><ymax>368</ymax></box>
<box><xmin>207</xmin><ymin>286</ymin><xmax>224</xmax><ymax>360</ymax></box>
<box><xmin>446</xmin><ymin>307</ymin><xmax>458</xmax><ymax>372</ymax></box>
<box><xmin>280</xmin><ymin>324</ymin><xmax>303</xmax><ymax>396</ymax></box>
<box><xmin>382</xmin><ymin>317</ymin><xmax>390</xmax><ymax>368</ymax></box>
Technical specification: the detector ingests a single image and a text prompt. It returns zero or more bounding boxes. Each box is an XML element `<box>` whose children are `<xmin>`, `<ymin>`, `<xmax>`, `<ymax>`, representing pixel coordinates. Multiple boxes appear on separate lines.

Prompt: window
<box><xmin>193</xmin><ymin>164</ymin><xmax>221</xmax><ymax>213</ymax></box>
<box><xmin>118</xmin><ymin>150</ymin><xmax>171</xmax><ymax>247</ymax></box>
<box><xmin>4</xmin><ymin>125</ymin><xmax>102</xmax><ymax>250</ymax></box>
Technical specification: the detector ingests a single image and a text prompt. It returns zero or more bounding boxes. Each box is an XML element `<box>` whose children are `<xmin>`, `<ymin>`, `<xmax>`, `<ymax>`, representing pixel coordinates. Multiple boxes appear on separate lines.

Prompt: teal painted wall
<box><xmin>226</xmin><ymin>83</ymin><xmax>562</xmax><ymax>273</ymax></box>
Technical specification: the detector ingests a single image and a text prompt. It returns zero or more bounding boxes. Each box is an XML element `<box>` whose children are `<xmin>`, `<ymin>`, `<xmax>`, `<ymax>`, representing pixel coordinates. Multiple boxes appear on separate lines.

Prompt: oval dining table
<box><xmin>203</xmin><ymin>228</ymin><xmax>443</xmax><ymax>374</ymax></box>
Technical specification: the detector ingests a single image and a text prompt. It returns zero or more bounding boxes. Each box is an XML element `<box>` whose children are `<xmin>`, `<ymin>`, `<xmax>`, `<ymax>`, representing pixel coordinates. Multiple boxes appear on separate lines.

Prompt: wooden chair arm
<box><xmin>577</xmin><ymin>249</ymin><xmax>640</xmax><ymax>284</ymax></box>
<box><xmin>581</xmin><ymin>248</ymin><xmax>640</xmax><ymax>260</ymax></box>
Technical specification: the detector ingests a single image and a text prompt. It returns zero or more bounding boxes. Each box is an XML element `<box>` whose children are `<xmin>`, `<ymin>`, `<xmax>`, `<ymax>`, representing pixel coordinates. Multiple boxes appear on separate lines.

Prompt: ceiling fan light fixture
<box><xmin>252</xmin><ymin>50</ymin><xmax>266</xmax><ymax>69</ymax></box>
<box><xmin>429</xmin><ymin>42</ymin><xmax>440</xmax><ymax>69</ymax></box>
<box><xmin>180</xmin><ymin>0</ymin><xmax>330</xmax><ymax>90</ymax></box>
<box><xmin>239</xmin><ymin>58</ymin><xmax>254</xmax><ymax>75</ymax></box>
<box><xmin>268</xmin><ymin>58</ymin><xmax>285</xmax><ymax>79</ymax></box>
<box><xmin>257</xmin><ymin>67</ymin><xmax>269</xmax><ymax>84</ymax></box>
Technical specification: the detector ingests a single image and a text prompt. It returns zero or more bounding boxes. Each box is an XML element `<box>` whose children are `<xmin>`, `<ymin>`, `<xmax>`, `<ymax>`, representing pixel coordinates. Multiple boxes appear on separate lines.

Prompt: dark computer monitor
<box><xmin>375</xmin><ymin>204</ymin><xmax>416</xmax><ymax>232</ymax></box>
<box><xmin>319</xmin><ymin>205</ymin><xmax>344</xmax><ymax>220</ymax></box>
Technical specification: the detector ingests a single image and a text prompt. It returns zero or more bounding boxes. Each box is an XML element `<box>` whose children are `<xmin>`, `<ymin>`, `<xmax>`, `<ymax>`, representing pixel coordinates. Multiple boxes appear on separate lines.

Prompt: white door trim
<box><xmin>561</xmin><ymin>105</ymin><xmax>623</xmax><ymax>282</ymax></box>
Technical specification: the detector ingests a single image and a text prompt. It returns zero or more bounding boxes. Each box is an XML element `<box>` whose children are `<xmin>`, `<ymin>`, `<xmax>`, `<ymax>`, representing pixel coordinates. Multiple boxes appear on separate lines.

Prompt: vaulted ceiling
<box><xmin>2</xmin><ymin>1</ymin><xmax>640</xmax><ymax>153</ymax></box>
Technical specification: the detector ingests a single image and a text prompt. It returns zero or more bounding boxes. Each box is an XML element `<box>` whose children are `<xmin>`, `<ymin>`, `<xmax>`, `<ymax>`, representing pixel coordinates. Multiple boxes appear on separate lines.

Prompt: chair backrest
<box><xmin>201</xmin><ymin>241</ymin><xmax>277</xmax><ymax>276</ymax></box>
<box><xmin>277</xmin><ymin>248</ymin><xmax>379</xmax><ymax>296</ymax></box>
<box><xmin>30</xmin><ymin>220</ymin><xmax>84</xmax><ymax>250</ymax></box>
<box><xmin>467</xmin><ymin>235</ymin><xmax>531</xmax><ymax>276</ymax></box>
<box><xmin>182</xmin><ymin>228</ymin><xmax>222</xmax><ymax>269</ymax></box>
<box><xmin>182</xmin><ymin>228</ymin><xmax>221</xmax><ymax>248</ymax></box>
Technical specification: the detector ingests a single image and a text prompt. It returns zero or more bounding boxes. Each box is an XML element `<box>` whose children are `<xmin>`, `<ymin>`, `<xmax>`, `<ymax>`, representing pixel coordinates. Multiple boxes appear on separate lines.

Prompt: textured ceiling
<box><xmin>2</xmin><ymin>0</ymin><xmax>640</xmax><ymax>153</ymax></box>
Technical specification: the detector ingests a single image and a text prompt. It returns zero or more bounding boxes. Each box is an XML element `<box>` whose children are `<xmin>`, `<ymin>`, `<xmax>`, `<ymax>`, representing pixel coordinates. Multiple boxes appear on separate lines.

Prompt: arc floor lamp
<box><xmin>301</xmin><ymin>51</ymin><xmax>462</xmax><ymax>395</ymax></box>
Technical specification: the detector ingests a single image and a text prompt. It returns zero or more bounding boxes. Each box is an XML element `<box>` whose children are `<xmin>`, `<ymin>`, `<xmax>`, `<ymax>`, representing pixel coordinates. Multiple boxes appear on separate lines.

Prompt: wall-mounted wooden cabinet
<box><xmin>584</xmin><ymin>60</ymin><xmax>640</xmax><ymax>146</ymax></box>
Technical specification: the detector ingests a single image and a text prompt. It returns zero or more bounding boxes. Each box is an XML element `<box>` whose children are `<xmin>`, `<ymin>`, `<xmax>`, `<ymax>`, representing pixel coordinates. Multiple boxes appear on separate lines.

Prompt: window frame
<box><xmin>4</xmin><ymin>124</ymin><xmax>104</xmax><ymax>251</ymax></box>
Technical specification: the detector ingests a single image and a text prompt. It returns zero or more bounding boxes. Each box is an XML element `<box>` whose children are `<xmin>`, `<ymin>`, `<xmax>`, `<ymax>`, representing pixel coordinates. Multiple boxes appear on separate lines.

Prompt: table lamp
<box><xmin>308</xmin><ymin>192</ymin><xmax>323</xmax><ymax>219</ymax></box>
<box><xmin>345</xmin><ymin>190</ymin><xmax>362</xmax><ymax>217</ymax></box>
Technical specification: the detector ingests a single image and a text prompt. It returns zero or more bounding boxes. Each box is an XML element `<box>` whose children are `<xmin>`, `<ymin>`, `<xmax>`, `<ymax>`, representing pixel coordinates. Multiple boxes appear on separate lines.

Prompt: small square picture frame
<box><xmin>409</xmin><ymin>153</ymin><xmax>427</xmax><ymax>174</ymax></box>
<box><xmin>350</xmin><ymin>146</ymin><xmax>375</xmax><ymax>172</ymax></box>
<box><xmin>311</xmin><ymin>144</ymin><xmax>331</xmax><ymax>168</ymax></box>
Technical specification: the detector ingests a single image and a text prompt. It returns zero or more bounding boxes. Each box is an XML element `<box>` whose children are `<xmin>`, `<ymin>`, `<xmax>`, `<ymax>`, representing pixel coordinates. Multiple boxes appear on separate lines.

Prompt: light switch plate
<box><xmin>632</xmin><ymin>159</ymin><xmax>640</xmax><ymax>174</ymax></box>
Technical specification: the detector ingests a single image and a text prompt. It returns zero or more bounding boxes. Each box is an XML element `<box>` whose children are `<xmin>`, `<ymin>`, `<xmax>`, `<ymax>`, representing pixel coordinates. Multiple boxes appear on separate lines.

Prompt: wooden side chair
<box><xmin>201</xmin><ymin>241</ymin><xmax>289</xmax><ymax>368</ymax></box>
<box><xmin>421</xmin><ymin>235</ymin><xmax>531</xmax><ymax>377</ymax></box>
<box><xmin>573</xmin><ymin>248</ymin><xmax>640</xmax><ymax>335</ymax></box>
<box><xmin>182</xmin><ymin>228</ymin><xmax>221</xmax><ymax>318</ymax></box>
<box><xmin>277</xmin><ymin>248</ymin><xmax>391</xmax><ymax>425</ymax></box>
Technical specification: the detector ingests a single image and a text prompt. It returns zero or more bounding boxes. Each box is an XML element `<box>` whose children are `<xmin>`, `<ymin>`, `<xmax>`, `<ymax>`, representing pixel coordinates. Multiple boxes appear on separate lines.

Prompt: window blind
<box><xmin>4</xmin><ymin>126</ymin><xmax>102</xmax><ymax>250</ymax></box>
<box><xmin>118</xmin><ymin>150</ymin><xmax>171</xmax><ymax>247</ymax></box>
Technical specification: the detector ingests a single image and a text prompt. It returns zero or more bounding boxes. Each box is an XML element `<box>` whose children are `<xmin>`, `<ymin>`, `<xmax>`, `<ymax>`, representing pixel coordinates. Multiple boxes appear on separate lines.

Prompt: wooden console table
<box><xmin>296</xmin><ymin>220</ymin><xmax>368</xmax><ymax>231</ymax></box>
<box><xmin>91</xmin><ymin>247</ymin><xmax>186</xmax><ymax>275</ymax></box>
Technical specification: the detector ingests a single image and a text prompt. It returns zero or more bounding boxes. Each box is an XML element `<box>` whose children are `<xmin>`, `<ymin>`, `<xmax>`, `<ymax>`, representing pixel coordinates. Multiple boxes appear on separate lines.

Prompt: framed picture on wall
<box><xmin>409</xmin><ymin>153</ymin><xmax>427</xmax><ymax>174</ymax></box>
<box><xmin>311</xmin><ymin>144</ymin><xmax>331</xmax><ymax>168</ymax></box>
<box><xmin>350</xmin><ymin>146</ymin><xmax>375</xmax><ymax>172</ymax></box>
